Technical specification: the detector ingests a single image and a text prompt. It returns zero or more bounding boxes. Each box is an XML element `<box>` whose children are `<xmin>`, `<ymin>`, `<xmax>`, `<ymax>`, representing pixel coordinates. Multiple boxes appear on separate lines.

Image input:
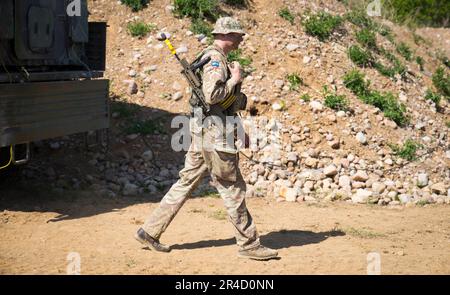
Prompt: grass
<box><xmin>416</xmin><ymin>56</ymin><xmax>424</xmax><ymax>71</ymax></box>
<box><xmin>348</xmin><ymin>45</ymin><xmax>373</xmax><ymax>67</ymax></box>
<box><xmin>209</xmin><ymin>209</ymin><xmax>228</xmax><ymax>220</ymax></box>
<box><xmin>343</xmin><ymin>227</ymin><xmax>385</xmax><ymax>239</ymax></box>
<box><xmin>389</xmin><ymin>139</ymin><xmax>422</xmax><ymax>161</ymax></box>
<box><xmin>432</xmin><ymin>67</ymin><xmax>450</xmax><ymax>99</ymax></box>
<box><xmin>227</xmin><ymin>49</ymin><xmax>253</xmax><ymax>69</ymax></box>
<box><xmin>286</xmin><ymin>73</ymin><xmax>304</xmax><ymax>91</ymax></box>
<box><xmin>382</xmin><ymin>0</ymin><xmax>450</xmax><ymax>27</ymax></box>
<box><xmin>425</xmin><ymin>89</ymin><xmax>441</xmax><ymax>105</ymax></box>
<box><xmin>375</xmin><ymin>47</ymin><xmax>407</xmax><ymax>79</ymax></box>
<box><xmin>356</xmin><ymin>28</ymin><xmax>377</xmax><ymax>50</ymax></box>
<box><xmin>300</xmin><ymin>93</ymin><xmax>311</xmax><ymax>102</ymax></box>
<box><xmin>173</xmin><ymin>0</ymin><xmax>219</xmax><ymax>20</ymax></box>
<box><xmin>396</xmin><ymin>42</ymin><xmax>413</xmax><ymax>61</ymax></box>
<box><xmin>323</xmin><ymin>86</ymin><xmax>349</xmax><ymax>111</ymax></box>
<box><xmin>120</xmin><ymin>0</ymin><xmax>149</xmax><ymax>12</ymax></box>
<box><xmin>342</xmin><ymin>70</ymin><xmax>408</xmax><ymax>126</ymax></box>
<box><xmin>415</xmin><ymin>199</ymin><xmax>430</xmax><ymax>207</ymax></box>
<box><xmin>446</xmin><ymin>121</ymin><xmax>450</xmax><ymax>128</ymax></box>
<box><xmin>111</xmin><ymin>101</ymin><xmax>139</xmax><ymax>119</ymax></box>
<box><xmin>278</xmin><ymin>7</ymin><xmax>295</xmax><ymax>25</ymax></box>
<box><xmin>190</xmin><ymin>18</ymin><xmax>213</xmax><ymax>37</ymax></box>
<box><xmin>125</xmin><ymin>119</ymin><xmax>166</xmax><ymax>135</ymax></box>
<box><xmin>345</xmin><ymin>9</ymin><xmax>375</xmax><ymax>30</ymax></box>
<box><xmin>302</xmin><ymin>11</ymin><xmax>343</xmax><ymax>41</ymax></box>
<box><xmin>127</xmin><ymin>21</ymin><xmax>157</xmax><ymax>37</ymax></box>
<box><xmin>343</xmin><ymin>69</ymin><xmax>370</xmax><ymax>96</ymax></box>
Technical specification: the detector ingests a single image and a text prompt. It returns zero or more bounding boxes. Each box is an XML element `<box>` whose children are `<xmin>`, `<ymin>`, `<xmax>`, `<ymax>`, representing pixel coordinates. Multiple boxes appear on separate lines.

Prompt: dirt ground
<box><xmin>0</xmin><ymin>184</ymin><xmax>449</xmax><ymax>275</ymax></box>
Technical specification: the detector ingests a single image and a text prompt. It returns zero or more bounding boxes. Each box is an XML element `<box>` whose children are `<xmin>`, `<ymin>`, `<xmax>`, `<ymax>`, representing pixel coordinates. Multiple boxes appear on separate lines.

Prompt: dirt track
<box><xmin>1</xmin><ymin>185</ymin><xmax>449</xmax><ymax>274</ymax></box>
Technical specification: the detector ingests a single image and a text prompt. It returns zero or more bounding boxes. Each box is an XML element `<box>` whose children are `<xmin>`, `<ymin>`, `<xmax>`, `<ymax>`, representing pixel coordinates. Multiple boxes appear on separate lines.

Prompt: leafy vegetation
<box><xmin>126</xmin><ymin>119</ymin><xmax>166</xmax><ymax>135</ymax></box>
<box><xmin>324</xmin><ymin>91</ymin><xmax>349</xmax><ymax>111</ymax></box>
<box><xmin>381</xmin><ymin>0</ymin><xmax>450</xmax><ymax>27</ymax></box>
<box><xmin>227</xmin><ymin>49</ymin><xmax>252</xmax><ymax>67</ymax></box>
<box><xmin>396</xmin><ymin>42</ymin><xmax>413</xmax><ymax>61</ymax></box>
<box><xmin>348</xmin><ymin>45</ymin><xmax>373</xmax><ymax>67</ymax></box>
<box><xmin>127</xmin><ymin>21</ymin><xmax>156</xmax><ymax>37</ymax></box>
<box><xmin>302</xmin><ymin>12</ymin><xmax>343</xmax><ymax>41</ymax></box>
<box><xmin>173</xmin><ymin>0</ymin><xmax>219</xmax><ymax>20</ymax></box>
<box><xmin>416</xmin><ymin>56</ymin><xmax>424</xmax><ymax>71</ymax></box>
<box><xmin>356</xmin><ymin>28</ymin><xmax>377</xmax><ymax>49</ymax></box>
<box><xmin>121</xmin><ymin>0</ymin><xmax>149</xmax><ymax>12</ymax></box>
<box><xmin>190</xmin><ymin>18</ymin><xmax>213</xmax><ymax>37</ymax></box>
<box><xmin>278</xmin><ymin>7</ymin><xmax>295</xmax><ymax>25</ymax></box>
<box><xmin>343</xmin><ymin>69</ymin><xmax>370</xmax><ymax>96</ymax></box>
<box><xmin>389</xmin><ymin>139</ymin><xmax>422</xmax><ymax>161</ymax></box>
<box><xmin>300</xmin><ymin>93</ymin><xmax>311</xmax><ymax>102</ymax></box>
<box><xmin>432</xmin><ymin>67</ymin><xmax>450</xmax><ymax>99</ymax></box>
<box><xmin>425</xmin><ymin>89</ymin><xmax>441</xmax><ymax>106</ymax></box>
<box><xmin>286</xmin><ymin>73</ymin><xmax>304</xmax><ymax>91</ymax></box>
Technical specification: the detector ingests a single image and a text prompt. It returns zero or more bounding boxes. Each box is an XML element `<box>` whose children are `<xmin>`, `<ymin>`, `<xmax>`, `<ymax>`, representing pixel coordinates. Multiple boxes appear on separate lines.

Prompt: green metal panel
<box><xmin>0</xmin><ymin>79</ymin><xmax>109</xmax><ymax>147</ymax></box>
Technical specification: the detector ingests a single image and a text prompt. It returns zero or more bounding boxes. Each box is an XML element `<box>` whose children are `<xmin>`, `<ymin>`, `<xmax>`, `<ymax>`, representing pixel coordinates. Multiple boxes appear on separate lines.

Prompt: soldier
<box><xmin>135</xmin><ymin>17</ymin><xmax>278</xmax><ymax>260</ymax></box>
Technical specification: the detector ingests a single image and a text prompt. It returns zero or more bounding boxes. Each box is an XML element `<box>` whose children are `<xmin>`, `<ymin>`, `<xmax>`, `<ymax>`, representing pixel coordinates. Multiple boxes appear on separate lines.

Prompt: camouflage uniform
<box><xmin>141</xmin><ymin>18</ymin><xmax>261</xmax><ymax>251</ymax></box>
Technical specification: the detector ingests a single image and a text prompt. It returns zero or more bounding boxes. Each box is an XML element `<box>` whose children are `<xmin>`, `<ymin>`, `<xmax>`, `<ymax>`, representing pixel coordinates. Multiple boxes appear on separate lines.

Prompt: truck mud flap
<box><xmin>0</xmin><ymin>79</ymin><xmax>109</xmax><ymax>147</ymax></box>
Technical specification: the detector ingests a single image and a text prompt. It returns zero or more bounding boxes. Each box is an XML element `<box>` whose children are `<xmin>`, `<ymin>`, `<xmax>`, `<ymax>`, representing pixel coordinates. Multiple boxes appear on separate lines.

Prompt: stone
<box><xmin>123</xmin><ymin>183</ymin><xmax>139</xmax><ymax>196</ymax></box>
<box><xmin>430</xmin><ymin>183</ymin><xmax>447</xmax><ymax>195</ymax></box>
<box><xmin>286</xmin><ymin>44</ymin><xmax>299</xmax><ymax>51</ymax></box>
<box><xmin>274</xmin><ymin>79</ymin><xmax>284</xmax><ymax>89</ymax></box>
<box><xmin>304</xmin><ymin>196</ymin><xmax>317</xmax><ymax>202</ymax></box>
<box><xmin>172</xmin><ymin>91</ymin><xmax>183</xmax><ymax>101</ymax></box>
<box><xmin>352</xmin><ymin>171</ymin><xmax>369</xmax><ymax>182</ymax></box>
<box><xmin>416</xmin><ymin>173</ymin><xmax>428</xmax><ymax>188</ymax></box>
<box><xmin>304</xmin><ymin>157</ymin><xmax>318</xmax><ymax>168</ymax></box>
<box><xmin>398</xmin><ymin>194</ymin><xmax>411</xmax><ymax>204</ymax></box>
<box><xmin>280</xmin><ymin>187</ymin><xmax>299</xmax><ymax>202</ymax></box>
<box><xmin>329</xmin><ymin>140</ymin><xmax>340</xmax><ymax>149</ymax></box>
<box><xmin>324</xmin><ymin>164</ymin><xmax>338</xmax><ymax>177</ymax></box>
<box><xmin>356</xmin><ymin>132</ymin><xmax>367</xmax><ymax>145</ymax></box>
<box><xmin>291</xmin><ymin>134</ymin><xmax>302</xmax><ymax>143</ymax></box>
<box><xmin>309</xmin><ymin>101</ymin><xmax>323</xmax><ymax>112</ymax></box>
<box><xmin>352</xmin><ymin>189</ymin><xmax>373</xmax><ymax>204</ymax></box>
<box><xmin>142</xmin><ymin>150</ymin><xmax>154</xmax><ymax>161</ymax></box>
<box><xmin>336</xmin><ymin>111</ymin><xmax>346</xmax><ymax>117</ymax></box>
<box><xmin>176</xmin><ymin>46</ymin><xmax>188</xmax><ymax>54</ymax></box>
<box><xmin>128</xmin><ymin>69</ymin><xmax>137</xmax><ymax>77</ymax></box>
<box><xmin>372</xmin><ymin>182</ymin><xmax>386</xmax><ymax>194</ymax></box>
<box><xmin>303</xmin><ymin>56</ymin><xmax>311</xmax><ymax>64</ymax></box>
<box><xmin>286</xmin><ymin>152</ymin><xmax>298</xmax><ymax>163</ymax></box>
<box><xmin>272</xmin><ymin>102</ymin><xmax>283</xmax><ymax>111</ymax></box>
<box><xmin>339</xmin><ymin>175</ymin><xmax>351</xmax><ymax>188</ymax></box>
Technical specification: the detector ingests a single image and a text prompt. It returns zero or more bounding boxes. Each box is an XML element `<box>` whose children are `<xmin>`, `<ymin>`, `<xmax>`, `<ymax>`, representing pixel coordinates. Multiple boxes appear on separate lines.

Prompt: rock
<box><xmin>352</xmin><ymin>189</ymin><xmax>373</xmax><ymax>203</ymax></box>
<box><xmin>389</xmin><ymin>200</ymin><xmax>401</xmax><ymax>206</ymax></box>
<box><xmin>309</xmin><ymin>101</ymin><xmax>323</xmax><ymax>112</ymax></box>
<box><xmin>128</xmin><ymin>69</ymin><xmax>137</xmax><ymax>77</ymax></box>
<box><xmin>172</xmin><ymin>91</ymin><xmax>183</xmax><ymax>101</ymax></box>
<box><xmin>291</xmin><ymin>134</ymin><xmax>302</xmax><ymax>143</ymax></box>
<box><xmin>304</xmin><ymin>195</ymin><xmax>317</xmax><ymax>202</ymax></box>
<box><xmin>280</xmin><ymin>187</ymin><xmax>299</xmax><ymax>202</ymax></box>
<box><xmin>415</xmin><ymin>121</ymin><xmax>426</xmax><ymax>131</ymax></box>
<box><xmin>387</xmin><ymin>191</ymin><xmax>398</xmax><ymax>199</ymax></box>
<box><xmin>372</xmin><ymin>182</ymin><xmax>386</xmax><ymax>194</ymax></box>
<box><xmin>49</xmin><ymin>142</ymin><xmax>60</xmax><ymax>150</ymax></box>
<box><xmin>416</xmin><ymin>173</ymin><xmax>428</xmax><ymax>188</ymax></box>
<box><xmin>272</xmin><ymin>102</ymin><xmax>283</xmax><ymax>111</ymax></box>
<box><xmin>286</xmin><ymin>43</ymin><xmax>299</xmax><ymax>51</ymax></box>
<box><xmin>126</xmin><ymin>134</ymin><xmax>139</xmax><ymax>141</ymax></box>
<box><xmin>125</xmin><ymin>80</ymin><xmax>138</xmax><ymax>95</ymax></box>
<box><xmin>430</xmin><ymin>183</ymin><xmax>447</xmax><ymax>195</ymax></box>
<box><xmin>172</xmin><ymin>81</ymin><xmax>182</xmax><ymax>91</ymax></box>
<box><xmin>176</xmin><ymin>46</ymin><xmax>188</xmax><ymax>54</ymax></box>
<box><xmin>324</xmin><ymin>164</ymin><xmax>338</xmax><ymax>177</ymax></box>
<box><xmin>286</xmin><ymin>152</ymin><xmax>298</xmax><ymax>163</ymax></box>
<box><xmin>356</xmin><ymin>132</ymin><xmax>367</xmax><ymax>145</ymax></box>
<box><xmin>352</xmin><ymin>171</ymin><xmax>369</xmax><ymax>182</ymax></box>
<box><xmin>339</xmin><ymin>175</ymin><xmax>351</xmax><ymax>188</ymax></box>
<box><xmin>165</xmin><ymin>5</ymin><xmax>175</xmax><ymax>14</ymax></box>
<box><xmin>327</xmin><ymin>114</ymin><xmax>337</xmax><ymax>123</ymax></box>
<box><xmin>123</xmin><ymin>183</ymin><xmax>139</xmax><ymax>196</ymax></box>
<box><xmin>304</xmin><ymin>157</ymin><xmax>318</xmax><ymax>168</ymax></box>
<box><xmin>303</xmin><ymin>56</ymin><xmax>311</xmax><ymax>64</ymax></box>
<box><xmin>398</xmin><ymin>194</ymin><xmax>411</xmax><ymax>204</ymax></box>
<box><xmin>329</xmin><ymin>139</ymin><xmax>340</xmax><ymax>149</ymax></box>
<box><xmin>274</xmin><ymin>79</ymin><xmax>284</xmax><ymax>89</ymax></box>
<box><xmin>142</xmin><ymin>150</ymin><xmax>154</xmax><ymax>161</ymax></box>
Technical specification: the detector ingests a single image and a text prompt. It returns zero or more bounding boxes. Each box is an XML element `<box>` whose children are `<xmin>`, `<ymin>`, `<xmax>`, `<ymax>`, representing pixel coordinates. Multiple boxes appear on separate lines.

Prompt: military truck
<box><xmin>0</xmin><ymin>0</ymin><xmax>109</xmax><ymax>170</ymax></box>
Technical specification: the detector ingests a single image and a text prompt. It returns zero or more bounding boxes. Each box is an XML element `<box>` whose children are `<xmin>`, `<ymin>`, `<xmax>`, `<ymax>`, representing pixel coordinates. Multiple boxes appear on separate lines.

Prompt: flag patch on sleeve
<box><xmin>211</xmin><ymin>61</ymin><xmax>220</xmax><ymax>68</ymax></box>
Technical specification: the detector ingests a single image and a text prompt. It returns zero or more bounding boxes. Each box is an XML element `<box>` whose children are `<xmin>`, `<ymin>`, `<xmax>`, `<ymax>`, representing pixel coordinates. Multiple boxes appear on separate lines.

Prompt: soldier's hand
<box><xmin>229</xmin><ymin>61</ymin><xmax>243</xmax><ymax>84</ymax></box>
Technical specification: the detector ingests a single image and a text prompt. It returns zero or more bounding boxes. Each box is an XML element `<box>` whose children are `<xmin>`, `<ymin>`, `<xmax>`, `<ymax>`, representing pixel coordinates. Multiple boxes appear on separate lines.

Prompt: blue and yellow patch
<box><xmin>211</xmin><ymin>61</ymin><xmax>220</xmax><ymax>68</ymax></box>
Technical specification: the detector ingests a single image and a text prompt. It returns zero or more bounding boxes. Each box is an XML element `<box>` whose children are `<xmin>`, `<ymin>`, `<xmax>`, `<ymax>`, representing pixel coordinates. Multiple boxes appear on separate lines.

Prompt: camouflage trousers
<box><xmin>142</xmin><ymin>136</ymin><xmax>260</xmax><ymax>250</ymax></box>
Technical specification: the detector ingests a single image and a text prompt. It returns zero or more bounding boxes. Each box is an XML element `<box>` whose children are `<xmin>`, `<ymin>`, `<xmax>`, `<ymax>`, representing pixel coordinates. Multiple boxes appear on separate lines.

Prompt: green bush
<box><xmin>224</xmin><ymin>0</ymin><xmax>248</xmax><ymax>6</ymax></box>
<box><xmin>432</xmin><ymin>67</ymin><xmax>450</xmax><ymax>99</ymax></box>
<box><xmin>121</xmin><ymin>0</ymin><xmax>149</xmax><ymax>12</ymax></box>
<box><xmin>348</xmin><ymin>45</ymin><xmax>373</xmax><ymax>67</ymax></box>
<box><xmin>362</xmin><ymin>91</ymin><xmax>408</xmax><ymax>126</ymax></box>
<box><xmin>343</xmin><ymin>69</ymin><xmax>370</xmax><ymax>96</ymax></box>
<box><xmin>173</xmin><ymin>0</ymin><xmax>219</xmax><ymax>20</ymax></box>
<box><xmin>382</xmin><ymin>0</ymin><xmax>450</xmax><ymax>27</ymax></box>
<box><xmin>425</xmin><ymin>89</ymin><xmax>441</xmax><ymax>105</ymax></box>
<box><xmin>396</xmin><ymin>42</ymin><xmax>413</xmax><ymax>61</ymax></box>
<box><xmin>416</xmin><ymin>56</ymin><xmax>424</xmax><ymax>71</ymax></box>
<box><xmin>127</xmin><ymin>21</ymin><xmax>156</xmax><ymax>37</ymax></box>
<box><xmin>300</xmin><ymin>93</ymin><xmax>311</xmax><ymax>102</ymax></box>
<box><xmin>302</xmin><ymin>12</ymin><xmax>343</xmax><ymax>41</ymax></box>
<box><xmin>126</xmin><ymin>119</ymin><xmax>166</xmax><ymax>135</ymax></box>
<box><xmin>375</xmin><ymin>48</ymin><xmax>407</xmax><ymax>78</ymax></box>
<box><xmin>389</xmin><ymin>139</ymin><xmax>421</xmax><ymax>161</ymax></box>
<box><xmin>190</xmin><ymin>18</ymin><xmax>213</xmax><ymax>37</ymax></box>
<box><xmin>279</xmin><ymin>7</ymin><xmax>295</xmax><ymax>25</ymax></box>
<box><xmin>356</xmin><ymin>28</ymin><xmax>377</xmax><ymax>49</ymax></box>
<box><xmin>286</xmin><ymin>73</ymin><xmax>304</xmax><ymax>91</ymax></box>
<box><xmin>345</xmin><ymin>9</ymin><xmax>375</xmax><ymax>29</ymax></box>
<box><xmin>324</xmin><ymin>92</ymin><xmax>349</xmax><ymax>111</ymax></box>
<box><xmin>227</xmin><ymin>49</ymin><xmax>252</xmax><ymax>67</ymax></box>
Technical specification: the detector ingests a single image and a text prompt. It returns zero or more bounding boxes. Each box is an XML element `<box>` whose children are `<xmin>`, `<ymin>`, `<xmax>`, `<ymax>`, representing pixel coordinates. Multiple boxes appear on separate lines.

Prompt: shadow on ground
<box><xmin>171</xmin><ymin>229</ymin><xmax>346</xmax><ymax>250</ymax></box>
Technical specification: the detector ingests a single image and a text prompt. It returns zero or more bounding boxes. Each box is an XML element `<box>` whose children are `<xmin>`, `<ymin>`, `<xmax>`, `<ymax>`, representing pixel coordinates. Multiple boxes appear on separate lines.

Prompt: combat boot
<box><xmin>134</xmin><ymin>228</ymin><xmax>171</xmax><ymax>253</ymax></box>
<box><xmin>238</xmin><ymin>245</ymin><xmax>278</xmax><ymax>260</ymax></box>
